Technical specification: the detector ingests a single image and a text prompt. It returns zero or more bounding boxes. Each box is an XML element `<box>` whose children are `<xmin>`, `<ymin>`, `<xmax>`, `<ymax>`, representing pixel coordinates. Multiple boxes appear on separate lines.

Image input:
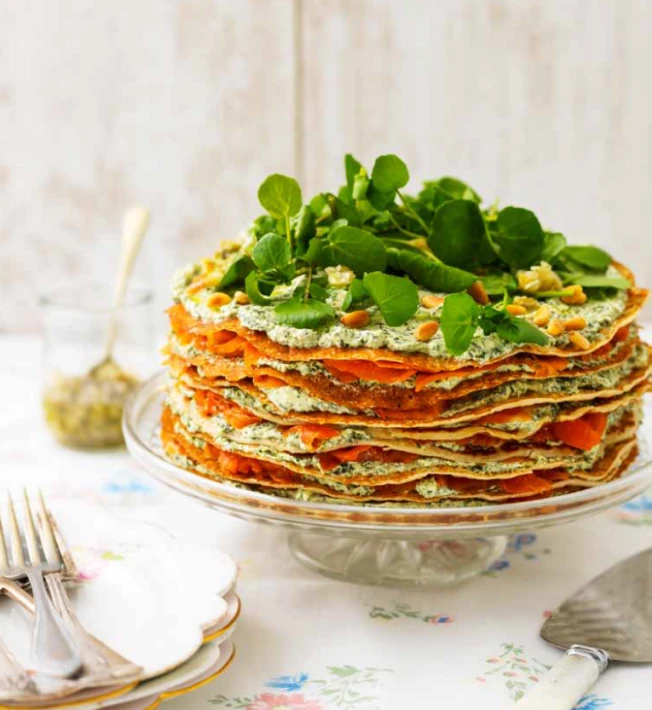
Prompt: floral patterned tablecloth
<box><xmin>1</xmin><ymin>334</ymin><xmax>651</xmax><ymax>710</ymax></box>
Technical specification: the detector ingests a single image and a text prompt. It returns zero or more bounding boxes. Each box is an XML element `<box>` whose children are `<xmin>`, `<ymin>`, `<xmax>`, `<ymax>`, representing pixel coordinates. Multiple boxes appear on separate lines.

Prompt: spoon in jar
<box><xmin>42</xmin><ymin>206</ymin><xmax>150</xmax><ymax>448</ymax></box>
<box><xmin>88</xmin><ymin>205</ymin><xmax>151</xmax><ymax>379</ymax></box>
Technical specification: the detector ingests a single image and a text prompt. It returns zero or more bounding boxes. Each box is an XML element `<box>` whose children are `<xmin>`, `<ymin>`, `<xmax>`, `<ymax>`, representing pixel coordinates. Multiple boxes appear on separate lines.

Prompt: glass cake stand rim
<box><xmin>123</xmin><ymin>372</ymin><xmax>652</xmax><ymax>539</ymax></box>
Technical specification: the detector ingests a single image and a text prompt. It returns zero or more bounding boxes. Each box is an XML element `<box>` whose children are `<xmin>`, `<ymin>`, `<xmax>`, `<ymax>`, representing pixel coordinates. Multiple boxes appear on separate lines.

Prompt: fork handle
<box><xmin>27</xmin><ymin>571</ymin><xmax>83</xmax><ymax>678</ymax></box>
<box><xmin>46</xmin><ymin>573</ymin><xmax>141</xmax><ymax>678</ymax></box>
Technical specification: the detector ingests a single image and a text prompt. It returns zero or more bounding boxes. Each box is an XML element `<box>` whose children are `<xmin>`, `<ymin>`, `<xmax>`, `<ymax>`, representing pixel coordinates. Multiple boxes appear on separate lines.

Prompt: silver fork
<box><xmin>39</xmin><ymin>494</ymin><xmax>142</xmax><ymax>681</ymax></box>
<box><xmin>0</xmin><ymin>491</ymin><xmax>83</xmax><ymax>678</ymax></box>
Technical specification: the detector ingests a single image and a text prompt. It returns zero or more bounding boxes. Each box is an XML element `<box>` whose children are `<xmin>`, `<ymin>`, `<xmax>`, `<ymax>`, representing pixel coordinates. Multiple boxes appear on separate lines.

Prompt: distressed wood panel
<box><xmin>0</xmin><ymin>0</ymin><xmax>295</xmax><ymax>332</ymax></box>
<box><xmin>301</xmin><ymin>0</ymin><xmax>652</xmax><ymax>308</ymax></box>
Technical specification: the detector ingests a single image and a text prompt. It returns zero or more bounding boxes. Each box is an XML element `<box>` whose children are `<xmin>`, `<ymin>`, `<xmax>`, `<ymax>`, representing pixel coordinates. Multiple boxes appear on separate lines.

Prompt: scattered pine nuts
<box><xmin>563</xmin><ymin>316</ymin><xmax>587</xmax><ymax>331</ymax></box>
<box><xmin>568</xmin><ymin>331</ymin><xmax>591</xmax><ymax>350</ymax></box>
<box><xmin>420</xmin><ymin>294</ymin><xmax>444</xmax><ymax>309</ymax></box>
<box><xmin>506</xmin><ymin>304</ymin><xmax>527</xmax><ymax>316</ymax></box>
<box><xmin>200</xmin><ymin>258</ymin><xmax>216</xmax><ymax>274</ymax></box>
<box><xmin>561</xmin><ymin>285</ymin><xmax>587</xmax><ymax>305</ymax></box>
<box><xmin>533</xmin><ymin>305</ymin><xmax>550</xmax><ymax>327</ymax></box>
<box><xmin>467</xmin><ymin>280</ymin><xmax>489</xmax><ymax>305</ymax></box>
<box><xmin>187</xmin><ymin>276</ymin><xmax>212</xmax><ymax>295</ymax></box>
<box><xmin>547</xmin><ymin>319</ymin><xmax>566</xmax><ymax>336</ymax></box>
<box><xmin>415</xmin><ymin>321</ymin><xmax>440</xmax><ymax>342</ymax></box>
<box><xmin>207</xmin><ymin>292</ymin><xmax>232</xmax><ymax>309</ymax></box>
<box><xmin>233</xmin><ymin>290</ymin><xmax>250</xmax><ymax>305</ymax></box>
<box><xmin>341</xmin><ymin>310</ymin><xmax>370</xmax><ymax>328</ymax></box>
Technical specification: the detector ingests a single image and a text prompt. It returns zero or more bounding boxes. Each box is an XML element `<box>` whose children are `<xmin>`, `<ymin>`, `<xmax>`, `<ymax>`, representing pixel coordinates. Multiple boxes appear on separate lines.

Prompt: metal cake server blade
<box><xmin>519</xmin><ymin>547</ymin><xmax>652</xmax><ymax>709</ymax></box>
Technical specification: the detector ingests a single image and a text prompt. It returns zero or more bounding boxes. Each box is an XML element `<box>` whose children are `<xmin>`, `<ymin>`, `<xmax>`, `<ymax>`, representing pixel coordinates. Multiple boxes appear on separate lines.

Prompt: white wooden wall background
<box><xmin>0</xmin><ymin>0</ymin><xmax>650</xmax><ymax>332</ymax></box>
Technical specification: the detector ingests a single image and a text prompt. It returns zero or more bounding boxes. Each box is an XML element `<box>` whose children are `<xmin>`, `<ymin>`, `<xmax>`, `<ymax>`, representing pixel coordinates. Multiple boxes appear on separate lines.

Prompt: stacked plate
<box><xmin>0</xmin><ymin>498</ymin><xmax>240</xmax><ymax>710</ymax></box>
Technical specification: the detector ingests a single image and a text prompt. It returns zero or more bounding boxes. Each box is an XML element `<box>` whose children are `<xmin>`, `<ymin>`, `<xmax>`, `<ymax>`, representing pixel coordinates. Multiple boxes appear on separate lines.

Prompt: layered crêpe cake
<box><xmin>162</xmin><ymin>155</ymin><xmax>650</xmax><ymax>507</ymax></box>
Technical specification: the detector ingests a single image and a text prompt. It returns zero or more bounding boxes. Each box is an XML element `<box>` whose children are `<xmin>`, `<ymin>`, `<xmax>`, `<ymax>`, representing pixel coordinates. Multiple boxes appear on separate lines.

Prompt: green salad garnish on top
<box><xmin>213</xmin><ymin>154</ymin><xmax>629</xmax><ymax>355</ymax></box>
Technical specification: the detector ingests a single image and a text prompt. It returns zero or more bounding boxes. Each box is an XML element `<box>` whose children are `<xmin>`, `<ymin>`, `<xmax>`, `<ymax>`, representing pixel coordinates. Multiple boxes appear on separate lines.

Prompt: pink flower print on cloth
<box><xmin>246</xmin><ymin>694</ymin><xmax>323</xmax><ymax>710</ymax></box>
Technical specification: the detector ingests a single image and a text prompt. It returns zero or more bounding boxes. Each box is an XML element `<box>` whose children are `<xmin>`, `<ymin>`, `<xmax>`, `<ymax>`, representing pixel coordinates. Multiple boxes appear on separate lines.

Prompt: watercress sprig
<box><xmin>440</xmin><ymin>293</ymin><xmax>549</xmax><ymax>356</ymax></box>
<box><xmin>210</xmin><ymin>153</ymin><xmax>622</xmax><ymax>339</ymax></box>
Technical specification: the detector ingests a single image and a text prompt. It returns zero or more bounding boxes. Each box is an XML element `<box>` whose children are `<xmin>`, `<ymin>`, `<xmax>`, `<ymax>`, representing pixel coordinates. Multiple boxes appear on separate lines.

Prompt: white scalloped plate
<box><xmin>102</xmin><ymin>640</ymin><xmax>235</xmax><ymax>710</ymax></box>
<box><xmin>201</xmin><ymin>591</ymin><xmax>240</xmax><ymax>642</ymax></box>
<box><xmin>0</xmin><ymin>497</ymin><xmax>237</xmax><ymax>686</ymax></box>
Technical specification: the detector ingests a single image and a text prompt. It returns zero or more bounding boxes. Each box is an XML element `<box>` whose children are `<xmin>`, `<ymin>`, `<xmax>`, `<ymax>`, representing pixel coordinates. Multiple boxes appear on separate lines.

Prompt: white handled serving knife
<box><xmin>518</xmin><ymin>546</ymin><xmax>652</xmax><ymax>709</ymax></box>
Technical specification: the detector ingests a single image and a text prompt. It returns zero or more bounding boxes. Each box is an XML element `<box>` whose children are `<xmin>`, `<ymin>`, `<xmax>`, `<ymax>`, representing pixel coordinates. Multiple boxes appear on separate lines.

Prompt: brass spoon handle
<box><xmin>103</xmin><ymin>206</ymin><xmax>151</xmax><ymax>360</ymax></box>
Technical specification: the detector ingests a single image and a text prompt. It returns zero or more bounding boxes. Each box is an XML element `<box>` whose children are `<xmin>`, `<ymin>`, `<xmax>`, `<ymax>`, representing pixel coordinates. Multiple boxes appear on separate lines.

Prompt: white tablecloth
<box><xmin>1</xmin><ymin>334</ymin><xmax>650</xmax><ymax>710</ymax></box>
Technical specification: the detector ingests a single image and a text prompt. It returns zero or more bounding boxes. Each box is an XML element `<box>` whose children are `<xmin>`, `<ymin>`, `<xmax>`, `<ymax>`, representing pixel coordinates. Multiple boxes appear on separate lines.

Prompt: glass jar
<box><xmin>40</xmin><ymin>284</ymin><xmax>154</xmax><ymax>449</ymax></box>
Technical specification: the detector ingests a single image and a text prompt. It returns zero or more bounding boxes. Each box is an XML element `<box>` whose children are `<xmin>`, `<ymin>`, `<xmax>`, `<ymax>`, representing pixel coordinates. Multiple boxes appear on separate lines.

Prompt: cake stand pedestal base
<box><xmin>288</xmin><ymin>532</ymin><xmax>508</xmax><ymax>586</ymax></box>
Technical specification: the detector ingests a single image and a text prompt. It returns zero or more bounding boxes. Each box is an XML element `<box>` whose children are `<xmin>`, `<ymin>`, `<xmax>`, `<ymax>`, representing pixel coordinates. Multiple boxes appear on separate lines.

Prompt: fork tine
<box><xmin>22</xmin><ymin>490</ymin><xmax>42</xmax><ymax>565</ymax></box>
<box><xmin>36</xmin><ymin>490</ymin><xmax>61</xmax><ymax>565</ymax></box>
<box><xmin>6</xmin><ymin>494</ymin><xmax>25</xmax><ymax>567</ymax></box>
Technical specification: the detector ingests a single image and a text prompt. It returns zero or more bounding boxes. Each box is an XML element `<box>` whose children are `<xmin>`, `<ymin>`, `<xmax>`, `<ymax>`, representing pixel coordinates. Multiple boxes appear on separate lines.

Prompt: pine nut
<box><xmin>547</xmin><ymin>319</ymin><xmax>566</xmax><ymax>336</ymax></box>
<box><xmin>234</xmin><ymin>290</ymin><xmax>250</xmax><ymax>305</ymax></box>
<box><xmin>561</xmin><ymin>285</ymin><xmax>587</xmax><ymax>305</ymax></box>
<box><xmin>187</xmin><ymin>276</ymin><xmax>211</xmax><ymax>295</ymax></box>
<box><xmin>568</xmin><ymin>331</ymin><xmax>591</xmax><ymax>350</ymax></box>
<box><xmin>415</xmin><ymin>321</ymin><xmax>440</xmax><ymax>342</ymax></box>
<box><xmin>467</xmin><ymin>280</ymin><xmax>489</xmax><ymax>305</ymax></box>
<box><xmin>533</xmin><ymin>305</ymin><xmax>550</xmax><ymax>327</ymax></box>
<box><xmin>563</xmin><ymin>316</ymin><xmax>587</xmax><ymax>331</ymax></box>
<box><xmin>200</xmin><ymin>258</ymin><xmax>216</xmax><ymax>274</ymax></box>
<box><xmin>421</xmin><ymin>294</ymin><xmax>444</xmax><ymax>309</ymax></box>
<box><xmin>506</xmin><ymin>304</ymin><xmax>527</xmax><ymax>316</ymax></box>
<box><xmin>341</xmin><ymin>310</ymin><xmax>370</xmax><ymax>328</ymax></box>
<box><xmin>207</xmin><ymin>292</ymin><xmax>232</xmax><ymax>309</ymax></box>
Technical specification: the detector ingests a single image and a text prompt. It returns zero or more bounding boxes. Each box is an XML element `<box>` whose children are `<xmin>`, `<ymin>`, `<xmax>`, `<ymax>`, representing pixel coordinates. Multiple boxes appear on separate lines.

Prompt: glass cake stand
<box><xmin>123</xmin><ymin>372</ymin><xmax>652</xmax><ymax>586</ymax></box>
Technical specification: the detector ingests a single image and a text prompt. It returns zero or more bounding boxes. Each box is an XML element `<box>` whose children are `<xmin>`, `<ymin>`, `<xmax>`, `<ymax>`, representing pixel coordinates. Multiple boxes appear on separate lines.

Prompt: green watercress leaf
<box><xmin>388</xmin><ymin>248</ymin><xmax>477</xmax><ymax>292</ymax></box>
<box><xmin>362</xmin><ymin>272</ymin><xmax>419</xmax><ymax>326</ymax></box>
<box><xmin>309</xmin><ymin>193</ymin><xmax>330</xmax><ymax>220</ymax></box>
<box><xmin>250</xmin><ymin>214</ymin><xmax>278</xmax><ymax>239</ymax></box>
<box><xmin>570</xmin><ymin>274</ymin><xmax>630</xmax><ymax>290</ymax></box>
<box><xmin>328</xmin><ymin>194</ymin><xmax>361</xmax><ymax>227</ymax></box>
<box><xmin>429</xmin><ymin>199</ymin><xmax>494</xmax><ymax>268</ymax></box>
<box><xmin>541</xmin><ymin>232</ymin><xmax>567</xmax><ymax>262</ymax></box>
<box><xmin>440</xmin><ymin>292</ymin><xmax>481</xmax><ymax>355</ymax></box>
<box><xmin>218</xmin><ymin>255</ymin><xmax>255</xmax><ymax>290</ymax></box>
<box><xmin>492</xmin><ymin>206</ymin><xmax>544</xmax><ymax>269</ymax></box>
<box><xmin>494</xmin><ymin>316</ymin><xmax>549</xmax><ymax>345</ymax></box>
<box><xmin>345</xmin><ymin>154</ymin><xmax>363</xmax><ymax>194</ymax></box>
<box><xmin>293</xmin><ymin>205</ymin><xmax>316</xmax><ymax>258</ymax></box>
<box><xmin>309</xmin><ymin>282</ymin><xmax>330</xmax><ymax>300</ymax></box>
<box><xmin>337</xmin><ymin>185</ymin><xmax>351</xmax><ymax>205</ymax></box>
<box><xmin>245</xmin><ymin>272</ymin><xmax>275</xmax><ymax>305</ymax></box>
<box><xmin>258</xmin><ymin>174</ymin><xmax>302</xmax><ymax>221</ymax></box>
<box><xmin>352</xmin><ymin>172</ymin><xmax>370</xmax><ymax>200</ymax></box>
<box><xmin>382</xmin><ymin>237</ymin><xmax>426</xmax><ymax>252</ymax></box>
<box><xmin>560</xmin><ymin>245</ymin><xmax>611</xmax><ymax>272</ymax></box>
<box><xmin>478</xmin><ymin>307</ymin><xmax>548</xmax><ymax>346</ymax></box>
<box><xmin>371</xmin><ymin>154</ymin><xmax>409</xmax><ymax>193</ymax></box>
<box><xmin>367</xmin><ymin>184</ymin><xmax>396</xmax><ymax>211</ymax></box>
<box><xmin>252</xmin><ymin>233</ymin><xmax>295</xmax><ymax>280</ymax></box>
<box><xmin>422</xmin><ymin>177</ymin><xmax>481</xmax><ymax>210</ymax></box>
<box><xmin>301</xmin><ymin>237</ymin><xmax>326</xmax><ymax>265</ymax></box>
<box><xmin>320</xmin><ymin>226</ymin><xmax>387</xmax><ymax>276</ymax></box>
<box><xmin>479</xmin><ymin>272</ymin><xmax>517</xmax><ymax>296</ymax></box>
<box><xmin>274</xmin><ymin>298</ymin><xmax>335</xmax><ymax>329</ymax></box>
<box><xmin>342</xmin><ymin>279</ymin><xmax>370</xmax><ymax>311</ymax></box>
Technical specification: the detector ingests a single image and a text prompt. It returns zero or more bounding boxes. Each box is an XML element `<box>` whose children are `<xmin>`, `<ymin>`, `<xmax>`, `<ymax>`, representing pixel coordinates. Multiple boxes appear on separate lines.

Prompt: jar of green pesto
<box><xmin>41</xmin><ymin>285</ymin><xmax>154</xmax><ymax>449</ymax></box>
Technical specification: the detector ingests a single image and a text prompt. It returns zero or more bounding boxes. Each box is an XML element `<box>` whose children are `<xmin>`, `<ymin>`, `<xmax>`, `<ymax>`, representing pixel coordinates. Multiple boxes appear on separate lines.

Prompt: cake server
<box><xmin>519</xmin><ymin>546</ymin><xmax>652</xmax><ymax>709</ymax></box>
